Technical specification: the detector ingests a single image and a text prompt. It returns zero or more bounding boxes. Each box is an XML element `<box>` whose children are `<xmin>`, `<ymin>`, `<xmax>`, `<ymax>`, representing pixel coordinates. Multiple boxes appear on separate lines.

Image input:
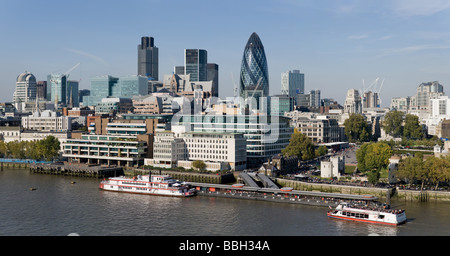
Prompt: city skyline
<box><xmin>1</xmin><ymin>0</ymin><xmax>450</xmax><ymax>105</ymax></box>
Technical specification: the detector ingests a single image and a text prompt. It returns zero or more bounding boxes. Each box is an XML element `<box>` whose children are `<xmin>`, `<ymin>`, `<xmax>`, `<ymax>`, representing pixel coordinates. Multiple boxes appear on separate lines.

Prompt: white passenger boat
<box><xmin>327</xmin><ymin>202</ymin><xmax>406</xmax><ymax>226</ymax></box>
<box><xmin>99</xmin><ymin>174</ymin><xmax>196</xmax><ymax>197</ymax></box>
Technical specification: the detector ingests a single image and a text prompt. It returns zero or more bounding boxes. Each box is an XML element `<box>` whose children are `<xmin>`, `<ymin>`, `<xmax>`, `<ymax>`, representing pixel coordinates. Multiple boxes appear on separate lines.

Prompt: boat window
<box><xmin>378</xmin><ymin>215</ymin><xmax>385</xmax><ymax>219</ymax></box>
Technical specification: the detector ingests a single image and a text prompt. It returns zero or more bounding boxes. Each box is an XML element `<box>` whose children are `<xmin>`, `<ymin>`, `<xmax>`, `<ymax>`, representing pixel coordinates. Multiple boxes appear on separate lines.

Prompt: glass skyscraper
<box><xmin>185</xmin><ymin>49</ymin><xmax>207</xmax><ymax>82</ymax></box>
<box><xmin>239</xmin><ymin>32</ymin><xmax>269</xmax><ymax>99</ymax></box>
<box><xmin>281</xmin><ymin>70</ymin><xmax>304</xmax><ymax>105</ymax></box>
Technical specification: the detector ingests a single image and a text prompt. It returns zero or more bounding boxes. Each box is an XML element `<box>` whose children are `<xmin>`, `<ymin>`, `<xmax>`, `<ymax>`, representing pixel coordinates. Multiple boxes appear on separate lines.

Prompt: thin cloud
<box><xmin>348</xmin><ymin>34</ymin><xmax>369</xmax><ymax>40</ymax></box>
<box><xmin>391</xmin><ymin>0</ymin><xmax>450</xmax><ymax>17</ymax></box>
<box><xmin>378</xmin><ymin>44</ymin><xmax>450</xmax><ymax>57</ymax></box>
<box><xmin>64</xmin><ymin>48</ymin><xmax>109</xmax><ymax>66</ymax></box>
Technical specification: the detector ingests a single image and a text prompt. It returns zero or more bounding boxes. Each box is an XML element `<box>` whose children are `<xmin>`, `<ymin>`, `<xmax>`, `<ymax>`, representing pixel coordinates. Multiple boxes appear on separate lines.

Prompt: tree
<box><xmin>192</xmin><ymin>160</ymin><xmax>206</xmax><ymax>172</ymax></box>
<box><xmin>356</xmin><ymin>142</ymin><xmax>392</xmax><ymax>184</ymax></box>
<box><xmin>315</xmin><ymin>145</ymin><xmax>328</xmax><ymax>157</ymax></box>
<box><xmin>282</xmin><ymin>129</ymin><xmax>315</xmax><ymax>160</ymax></box>
<box><xmin>356</xmin><ymin>143</ymin><xmax>369</xmax><ymax>172</ymax></box>
<box><xmin>403</xmin><ymin>114</ymin><xmax>424</xmax><ymax>139</ymax></box>
<box><xmin>397</xmin><ymin>153</ymin><xmax>424</xmax><ymax>187</ymax></box>
<box><xmin>364</xmin><ymin>142</ymin><xmax>392</xmax><ymax>171</ymax></box>
<box><xmin>383</xmin><ymin>110</ymin><xmax>403</xmax><ymax>137</ymax></box>
<box><xmin>344</xmin><ymin>114</ymin><xmax>371</xmax><ymax>143</ymax></box>
<box><xmin>38</xmin><ymin>136</ymin><xmax>60</xmax><ymax>161</ymax></box>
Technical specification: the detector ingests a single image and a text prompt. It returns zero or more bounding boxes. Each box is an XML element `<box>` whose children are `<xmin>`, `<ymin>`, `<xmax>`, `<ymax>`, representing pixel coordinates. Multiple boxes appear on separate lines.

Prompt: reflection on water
<box><xmin>1</xmin><ymin>169</ymin><xmax>450</xmax><ymax>236</ymax></box>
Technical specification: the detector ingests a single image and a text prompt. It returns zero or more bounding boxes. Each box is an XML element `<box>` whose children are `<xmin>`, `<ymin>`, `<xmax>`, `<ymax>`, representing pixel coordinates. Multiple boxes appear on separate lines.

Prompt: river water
<box><xmin>1</xmin><ymin>169</ymin><xmax>449</xmax><ymax>236</ymax></box>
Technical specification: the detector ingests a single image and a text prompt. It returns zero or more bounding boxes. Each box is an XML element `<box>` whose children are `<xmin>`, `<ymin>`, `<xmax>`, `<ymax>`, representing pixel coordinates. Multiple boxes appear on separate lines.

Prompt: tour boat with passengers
<box><xmin>327</xmin><ymin>202</ymin><xmax>406</xmax><ymax>226</ymax></box>
<box><xmin>99</xmin><ymin>174</ymin><xmax>196</xmax><ymax>197</ymax></box>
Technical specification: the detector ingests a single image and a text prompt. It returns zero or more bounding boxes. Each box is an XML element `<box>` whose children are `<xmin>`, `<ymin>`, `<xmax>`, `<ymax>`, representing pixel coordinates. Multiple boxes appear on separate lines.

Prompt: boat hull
<box><xmin>327</xmin><ymin>212</ymin><xmax>406</xmax><ymax>226</ymax></box>
<box><xmin>99</xmin><ymin>183</ymin><xmax>196</xmax><ymax>197</ymax></box>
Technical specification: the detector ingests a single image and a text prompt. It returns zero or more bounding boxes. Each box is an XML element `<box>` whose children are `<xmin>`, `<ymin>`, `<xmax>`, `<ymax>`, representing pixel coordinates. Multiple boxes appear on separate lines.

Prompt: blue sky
<box><xmin>2</xmin><ymin>0</ymin><xmax>450</xmax><ymax>106</ymax></box>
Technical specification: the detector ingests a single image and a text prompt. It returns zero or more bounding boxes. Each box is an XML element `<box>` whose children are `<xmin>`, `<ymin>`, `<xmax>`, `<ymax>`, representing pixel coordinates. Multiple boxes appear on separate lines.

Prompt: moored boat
<box><xmin>99</xmin><ymin>174</ymin><xmax>196</xmax><ymax>197</ymax></box>
<box><xmin>327</xmin><ymin>202</ymin><xmax>406</xmax><ymax>226</ymax></box>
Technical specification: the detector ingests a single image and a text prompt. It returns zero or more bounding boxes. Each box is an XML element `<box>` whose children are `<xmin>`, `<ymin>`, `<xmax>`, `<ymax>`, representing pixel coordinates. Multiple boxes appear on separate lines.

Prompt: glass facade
<box><xmin>185</xmin><ymin>49</ymin><xmax>207</xmax><ymax>81</ymax></box>
<box><xmin>83</xmin><ymin>75</ymin><xmax>147</xmax><ymax>107</ymax></box>
<box><xmin>240</xmin><ymin>32</ymin><xmax>269</xmax><ymax>99</ymax></box>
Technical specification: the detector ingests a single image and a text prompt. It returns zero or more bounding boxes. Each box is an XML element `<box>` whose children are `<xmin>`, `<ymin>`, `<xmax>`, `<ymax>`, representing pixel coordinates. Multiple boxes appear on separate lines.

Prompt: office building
<box><xmin>173</xmin><ymin>114</ymin><xmax>293</xmax><ymax>167</ymax></box>
<box><xmin>146</xmin><ymin>129</ymin><xmax>247</xmax><ymax>171</ymax></box>
<box><xmin>416</xmin><ymin>81</ymin><xmax>444</xmax><ymax>109</ymax></box>
<box><xmin>285</xmin><ymin>111</ymin><xmax>342</xmax><ymax>143</ymax></box>
<box><xmin>63</xmin><ymin>134</ymin><xmax>148</xmax><ymax>167</ymax></box>
<box><xmin>138</xmin><ymin>36</ymin><xmax>159</xmax><ymax>80</ymax></box>
<box><xmin>207</xmin><ymin>63</ymin><xmax>219</xmax><ymax>97</ymax></box>
<box><xmin>83</xmin><ymin>75</ymin><xmax>147</xmax><ymax>107</ymax></box>
<box><xmin>185</xmin><ymin>49</ymin><xmax>207</xmax><ymax>82</ymax></box>
<box><xmin>344</xmin><ymin>89</ymin><xmax>362</xmax><ymax>114</ymax></box>
<box><xmin>281</xmin><ymin>70</ymin><xmax>304</xmax><ymax>104</ymax></box>
<box><xmin>36</xmin><ymin>81</ymin><xmax>47</xmax><ymax>101</ymax></box>
<box><xmin>14</xmin><ymin>71</ymin><xmax>37</xmax><ymax>104</ymax></box>
<box><xmin>269</xmin><ymin>95</ymin><xmax>294</xmax><ymax>116</ymax></box>
<box><xmin>21</xmin><ymin>110</ymin><xmax>73</xmax><ymax>132</ymax></box>
<box><xmin>240</xmin><ymin>32</ymin><xmax>269</xmax><ymax>100</ymax></box>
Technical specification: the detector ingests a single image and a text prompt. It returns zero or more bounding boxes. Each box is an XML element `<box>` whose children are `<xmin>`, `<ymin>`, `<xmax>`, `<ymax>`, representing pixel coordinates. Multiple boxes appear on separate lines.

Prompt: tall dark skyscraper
<box><xmin>239</xmin><ymin>32</ymin><xmax>269</xmax><ymax>99</ymax></box>
<box><xmin>185</xmin><ymin>49</ymin><xmax>207</xmax><ymax>82</ymax></box>
<box><xmin>138</xmin><ymin>36</ymin><xmax>159</xmax><ymax>80</ymax></box>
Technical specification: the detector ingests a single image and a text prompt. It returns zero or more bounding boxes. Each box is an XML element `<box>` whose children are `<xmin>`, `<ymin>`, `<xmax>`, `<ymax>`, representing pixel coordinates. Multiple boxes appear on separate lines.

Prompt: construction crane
<box><xmin>50</xmin><ymin>63</ymin><xmax>81</xmax><ymax>107</ymax></box>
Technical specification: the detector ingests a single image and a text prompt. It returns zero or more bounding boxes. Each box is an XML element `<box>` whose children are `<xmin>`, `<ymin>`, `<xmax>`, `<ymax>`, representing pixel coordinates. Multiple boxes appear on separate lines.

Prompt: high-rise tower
<box><xmin>138</xmin><ymin>36</ymin><xmax>159</xmax><ymax>80</ymax></box>
<box><xmin>184</xmin><ymin>49</ymin><xmax>207</xmax><ymax>82</ymax></box>
<box><xmin>14</xmin><ymin>71</ymin><xmax>37</xmax><ymax>104</ymax></box>
<box><xmin>239</xmin><ymin>32</ymin><xmax>269</xmax><ymax>100</ymax></box>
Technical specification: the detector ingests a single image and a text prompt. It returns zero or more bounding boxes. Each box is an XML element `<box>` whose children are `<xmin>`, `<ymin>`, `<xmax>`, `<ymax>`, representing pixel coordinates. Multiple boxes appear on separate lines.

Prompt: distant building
<box><xmin>83</xmin><ymin>75</ymin><xmax>147</xmax><ymax>107</ymax></box>
<box><xmin>270</xmin><ymin>95</ymin><xmax>294</xmax><ymax>116</ymax></box>
<box><xmin>281</xmin><ymin>70</ymin><xmax>304</xmax><ymax>105</ymax></box>
<box><xmin>240</xmin><ymin>32</ymin><xmax>269</xmax><ymax>100</ymax></box>
<box><xmin>363</xmin><ymin>91</ymin><xmax>380</xmax><ymax>108</ymax></box>
<box><xmin>344</xmin><ymin>89</ymin><xmax>362</xmax><ymax>114</ymax></box>
<box><xmin>285</xmin><ymin>111</ymin><xmax>342</xmax><ymax>143</ymax></box>
<box><xmin>95</xmin><ymin>97</ymin><xmax>133</xmax><ymax>115</ymax></box>
<box><xmin>174</xmin><ymin>114</ymin><xmax>293</xmax><ymax>167</ymax></box>
<box><xmin>14</xmin><ymin>71</ymin><xmax>37</xmax><ymax>106</ymax></box>
<box><xmin>36</xmin><ymin>81</ymin><xmax>47</xmax><ymax>101</ymax></box>
<box><xmin>416</xmin><ymin>81</ymin><xmax>444</xmax><ymax>110</ymax></box>
<box><xmin>138</xmin><ymin>36</ymin><xmax>159</xmax><ymax>80</ymax></box>
<box><xmin>22</xmin><ymin>110</ymin><xmax>73</xmax><ymax>132</ymax></box>
<box><xmin>207</xmin><ymin>63</ymin><xmax>219</xmax><ymax>98</ymax></box>
<box><xmin>185</xmin><ymin>49</ymin><xmax>208</xmax><ymax>82</ymax></box>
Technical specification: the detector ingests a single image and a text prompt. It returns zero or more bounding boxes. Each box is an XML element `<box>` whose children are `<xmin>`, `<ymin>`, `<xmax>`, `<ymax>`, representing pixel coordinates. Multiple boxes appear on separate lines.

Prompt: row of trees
<box><xmin>0</xmin><ymin>136</ymin><xmax>60</xmax><ymax>161</ymax></box>
<box><xmin>343</xmin><ymin>111</ymin><xmax>425</xmax><ymax>143</ymax></box>
<box><xmin>397</xmin><ymin>153</ymin><xmax>450</xmax><ymax>191</ymax></box>
<box><xmin>383</xmin><ymin>110</ymin><xmax>425</xmax><ymax>139</ymax></box>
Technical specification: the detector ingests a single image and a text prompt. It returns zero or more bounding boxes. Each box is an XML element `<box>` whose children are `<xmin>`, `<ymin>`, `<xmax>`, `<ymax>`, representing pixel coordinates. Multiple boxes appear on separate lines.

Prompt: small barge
<box><xmin>100</xmin><ymin>174</ymin><xmax>196</xmax><ymax>197</ymax></box>
<box><xmin>327</xmin><ymin>202</ymin><xmax>406</xmax><ymax>226</ymax></box>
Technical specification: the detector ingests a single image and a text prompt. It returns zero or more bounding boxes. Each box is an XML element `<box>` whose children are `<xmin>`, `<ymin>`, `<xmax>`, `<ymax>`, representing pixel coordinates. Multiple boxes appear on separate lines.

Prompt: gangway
<box><xmin>239</xmin><ymin>172</ymin><xmax>260</xmax><ymax>188</ymax></box>
<box><xmin>256</xmin><ymin>173</ymin><xmax>279</xmax><ymax>189</ymax></box>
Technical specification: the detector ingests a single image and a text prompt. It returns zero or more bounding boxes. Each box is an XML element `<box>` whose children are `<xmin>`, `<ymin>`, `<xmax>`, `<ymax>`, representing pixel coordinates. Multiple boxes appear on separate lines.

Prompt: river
<box><xmin>0</xmin><ymin>168</ymin><xmax>449</xmax><ymax>236</ymax></box>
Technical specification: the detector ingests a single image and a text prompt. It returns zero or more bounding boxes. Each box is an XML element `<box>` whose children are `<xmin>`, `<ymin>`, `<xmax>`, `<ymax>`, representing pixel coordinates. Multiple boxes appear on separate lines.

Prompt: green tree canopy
<box><xmin>356</xmin><ymin>142</ymin><xmax>393</xmax><ymax>184</ymax></box>
<box><xmin>403</xmin><ymin>114</ymin><xmax>424</xmax><ymax>139</ymax></box>
<box><xmin>282</xmin><ymin>129</ymin><xmax>315</xmax><ymax>160</ymax></box>
<box><xmin>383</xmin><ymin>110</ymin><xmax>404</xmax><ymax>137</ymax></box>
<box><xmin>192</xmin><ymin>160</ymin><xmax>206</xmax><ymax>171</ymax></box>
<box><xmin>344</xmin><ymin>114</ymin><xmax>371</xmax><ymax>143</ymax></box>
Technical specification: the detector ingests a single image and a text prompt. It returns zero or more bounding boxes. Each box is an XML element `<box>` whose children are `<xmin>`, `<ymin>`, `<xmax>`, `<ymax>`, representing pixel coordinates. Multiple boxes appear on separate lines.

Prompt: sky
<box><xmin>2</xmin><ymin>0</ymin><xmax>450</xmax><ymax>106</ymax></box>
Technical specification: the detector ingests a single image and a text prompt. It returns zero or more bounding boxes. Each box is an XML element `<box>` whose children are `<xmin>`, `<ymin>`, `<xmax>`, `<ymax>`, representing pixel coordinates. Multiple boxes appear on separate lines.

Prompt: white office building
<box><xmin>22</xmin><ymin>110</ymin><xmax>73</xmax><ymax>132</ymax></box>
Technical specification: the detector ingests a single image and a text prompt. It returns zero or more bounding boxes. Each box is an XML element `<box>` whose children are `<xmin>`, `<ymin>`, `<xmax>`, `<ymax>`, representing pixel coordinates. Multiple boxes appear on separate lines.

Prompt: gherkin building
<box><xmin>239</xmin><ymin>32</ymin><xmax>269</xmax><ymax>99</ymax></box>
